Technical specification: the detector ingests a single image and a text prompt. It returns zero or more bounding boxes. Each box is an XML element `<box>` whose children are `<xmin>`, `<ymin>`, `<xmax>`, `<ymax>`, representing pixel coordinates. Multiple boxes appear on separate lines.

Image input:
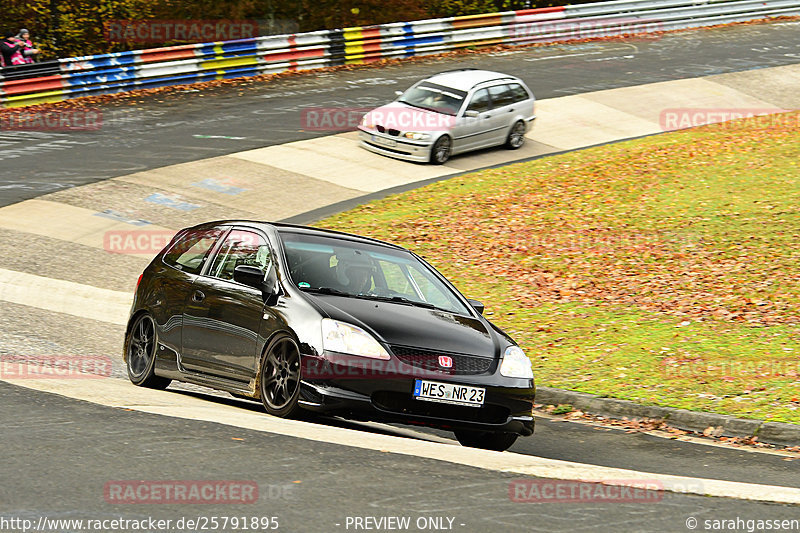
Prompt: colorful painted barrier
<box><xmin>1</xmin><ymin>0</ymin><xmax>798</xmax><ymax>108</ymax></box>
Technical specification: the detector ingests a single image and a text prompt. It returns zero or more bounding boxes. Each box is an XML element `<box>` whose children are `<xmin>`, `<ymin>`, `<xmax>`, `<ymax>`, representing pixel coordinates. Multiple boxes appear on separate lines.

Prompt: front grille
<box><xmin>390</xmin><ymin>345</ymin><xmax>494</xmax><ymax>375</ymax></box>
<box><xmin>374</xmin><ymin>125</ymin><xmax>400</xmax><ymax>137</ymax></box>
<box><xmin>372</xmin><ymin>391</ymin><xmax>509</xmax><ymax>425</ymax></box>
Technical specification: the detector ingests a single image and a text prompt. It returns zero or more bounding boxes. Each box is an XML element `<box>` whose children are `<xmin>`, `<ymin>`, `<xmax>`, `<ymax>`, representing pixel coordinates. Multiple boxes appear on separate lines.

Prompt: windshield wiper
<box><xmin>300</xmin><ymin>286</ymin><xmax>348</xmax><ymax>296</ymax></box>
<box><xmin>362</xmin><ymin>294</ymin><xmax>439</xmax><ymax>310</ymax></box>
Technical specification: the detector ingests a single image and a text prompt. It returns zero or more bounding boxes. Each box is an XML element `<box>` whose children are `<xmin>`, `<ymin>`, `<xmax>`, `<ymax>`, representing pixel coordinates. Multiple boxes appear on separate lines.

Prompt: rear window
<box><xmin>508</xmin><ymin>83</ymin><xmax>530</xmax><ymax>103</ymax></box>
<box><xmin>163</xmin><ymin>228</ymin><xmax>223</xmax><ymax>274</ymax></box>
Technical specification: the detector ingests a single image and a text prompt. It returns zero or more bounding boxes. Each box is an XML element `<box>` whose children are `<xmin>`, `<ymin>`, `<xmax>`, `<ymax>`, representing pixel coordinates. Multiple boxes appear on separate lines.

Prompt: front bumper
<box><xmin>357</xmin><ymin>128</ymin><xmax>433</xmax><ymax>163</ymax></box>
<box><xmin>298</xmin><ymin>352</ymin><xmax>536</xmax><ymax>436</ymax></box>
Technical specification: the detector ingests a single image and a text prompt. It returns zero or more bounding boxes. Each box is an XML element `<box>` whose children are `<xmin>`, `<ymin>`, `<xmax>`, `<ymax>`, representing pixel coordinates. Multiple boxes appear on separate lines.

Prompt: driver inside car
<box><xmin>335</xmin><ymin>253</ymin><xmax>374</xmax><ymax>294</ymax></box>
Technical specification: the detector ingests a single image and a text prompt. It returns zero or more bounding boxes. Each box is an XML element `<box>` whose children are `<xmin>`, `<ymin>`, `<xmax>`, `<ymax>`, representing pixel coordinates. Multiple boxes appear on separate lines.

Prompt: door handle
<box><xmin>509</xmin><ymin>108</ymin><xmax>514</xmax><ymax>112</ymax></box>
<box><xmin>192</xmin><ymin>290</ymin><xmax>205</xmax><ymax>302</ymax></box>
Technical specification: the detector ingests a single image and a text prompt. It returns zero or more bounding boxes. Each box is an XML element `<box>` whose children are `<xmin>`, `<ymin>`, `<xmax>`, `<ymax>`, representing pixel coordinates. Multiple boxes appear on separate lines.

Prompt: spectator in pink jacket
<box><xmin>15</xmin><ymin>29</ymin><xmax>40</xmax><ymax>63</ymax></box>
<box><xmin>0</xmin><ymin>31</ymin><xmax>24</xmax><ymax>67</ymax></box>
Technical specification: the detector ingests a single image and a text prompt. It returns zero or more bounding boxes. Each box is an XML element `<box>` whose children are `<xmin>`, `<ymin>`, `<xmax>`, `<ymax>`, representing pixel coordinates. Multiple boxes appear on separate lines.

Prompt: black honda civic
<box><xmin>124</xmin><ymin>220</ymin><xmax>535</xmax><ymax>451</ymax></box>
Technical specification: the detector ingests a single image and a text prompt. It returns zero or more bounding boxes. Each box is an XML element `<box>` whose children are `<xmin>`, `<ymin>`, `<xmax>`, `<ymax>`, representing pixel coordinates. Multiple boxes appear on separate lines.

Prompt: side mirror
<box><xmin>464</xmin><ymin>110</ymin><xmax>479</xmax><ymax>118</ymax></box>
<box><xmin>467</xmin><ymin>299</ymin><xmax>484</xmax><ymax>315</ymax></box>
<box><xmin>234</xmin><ymin>265</ymin><xmax>265</xmax><ymax>289</ymax></box>
<box><xmin>234</xmin><ymin>264</ymin><xmax>281</xmax><ymax>305</ymax></box>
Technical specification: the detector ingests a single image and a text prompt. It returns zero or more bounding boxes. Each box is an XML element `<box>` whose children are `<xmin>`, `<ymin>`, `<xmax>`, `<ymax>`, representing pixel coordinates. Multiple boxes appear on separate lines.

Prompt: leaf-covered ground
<box><xmin>318</xmin><ymin>112</ymin><xmax>800</xmax><ymax>423</ymax></box>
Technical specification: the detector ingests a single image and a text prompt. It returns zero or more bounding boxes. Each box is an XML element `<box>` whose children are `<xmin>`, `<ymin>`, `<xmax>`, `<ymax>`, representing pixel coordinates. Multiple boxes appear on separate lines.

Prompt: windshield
<box><xmin>398</xmin><ymin>82</ymin><xmax>466</xmax><ymax>116</ymax></box>
<box><xmin>279</xmin><ymin>231</ymin><xmax>471</xmax><ymax>315</ymax></box>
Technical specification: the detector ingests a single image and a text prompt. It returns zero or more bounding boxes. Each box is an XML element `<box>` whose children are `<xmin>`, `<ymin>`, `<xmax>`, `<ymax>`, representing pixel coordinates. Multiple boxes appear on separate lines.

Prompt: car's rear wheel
<box><xmin>260</xmin><ymin>335</ymin><xmax>303</xmax><ymax>418</ymax></box>
<box><xmin>125</xmin><ymin>314</ymin><xmax>171</xmax><ymax>389</ymax></box>
<box><xmin>505</xmin><ymin>120</ymin><xmax>526</xmax><ymax>149</ymax></box>
<box><xmin>430</xmin><ymin>135</ymin><xmax>452</xmax><ymax>164</ymax></box>
<box><xmin>454</xmin><ymin>430</ymin><xmax>518</xmax><ymax>451</ymax></box>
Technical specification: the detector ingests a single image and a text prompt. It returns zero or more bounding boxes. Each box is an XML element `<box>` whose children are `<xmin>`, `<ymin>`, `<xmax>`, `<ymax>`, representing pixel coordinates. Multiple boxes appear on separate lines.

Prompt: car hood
<box><xmin>305</xmin><ymin>294</ymin><xmax>497</xmax><ymax>357</ymax></box>
<box><xmin>364</xmin><ymin>102</ymin><xmax>455</xmax><ymax>132</ymax></box>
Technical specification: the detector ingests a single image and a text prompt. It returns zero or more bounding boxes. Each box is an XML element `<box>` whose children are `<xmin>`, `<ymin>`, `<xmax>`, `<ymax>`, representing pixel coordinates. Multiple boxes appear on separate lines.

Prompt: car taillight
<box><xmin>136</xmin><ymin>274</ymin><xmax>143</xmax><ymax>289</ymax></box>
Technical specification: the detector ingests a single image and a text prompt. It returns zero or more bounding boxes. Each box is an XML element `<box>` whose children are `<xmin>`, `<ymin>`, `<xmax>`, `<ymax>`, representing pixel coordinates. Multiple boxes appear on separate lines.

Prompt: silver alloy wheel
<box><xmin>507</xmin><ymin>121</ymin><xmax>525</xmax><ymax>149</ymax></box>
<box><xmin>431</xmin><ymin>136</ymin><xmax>452</xmax><ymax>164</ymax></box>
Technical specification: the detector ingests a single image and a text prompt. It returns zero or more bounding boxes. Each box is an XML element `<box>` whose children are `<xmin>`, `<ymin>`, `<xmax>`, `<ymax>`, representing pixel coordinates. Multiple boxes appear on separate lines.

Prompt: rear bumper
<box><xmin>358</xmin><ymin>128</ymin><xmax>432</xmax><ymax>163</ymax></box>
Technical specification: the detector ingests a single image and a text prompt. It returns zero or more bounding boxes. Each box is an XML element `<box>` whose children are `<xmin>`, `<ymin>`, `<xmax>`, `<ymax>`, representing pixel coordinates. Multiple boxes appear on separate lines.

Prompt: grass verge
<box><xmin>317</xmin><ymin>111</ymin><xmax>800</xmax><ymax>423</ymax></box>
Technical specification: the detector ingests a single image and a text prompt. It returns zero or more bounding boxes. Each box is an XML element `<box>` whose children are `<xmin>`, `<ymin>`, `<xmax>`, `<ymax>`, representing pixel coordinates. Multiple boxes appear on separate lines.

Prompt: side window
<box><xmin>488</xmin><ymin>85</ymin><xmax>515</xmax><ymax>108</ymax></box>
<box><xmin>508</xmin><ymin>83</ymin><xmax>530</xmax><ymax>103</ymax></box>
<box><xmin>209</xmin><ymin>230</ymin><xmax>270</xmax><ymax>282</ymax></box>
<box><xmin>465</xmin><ymin>88</ymin><xmax>491</xmax><ymax>113</ymax></box>
<box><xmin>162</xmin><ymin>228</ymin><xmax>223</xmax><ymax>274</ymax></box>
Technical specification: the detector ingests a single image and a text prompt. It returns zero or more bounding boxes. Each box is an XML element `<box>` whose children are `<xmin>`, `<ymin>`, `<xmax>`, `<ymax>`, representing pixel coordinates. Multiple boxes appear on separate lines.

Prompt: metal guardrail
<box><xmin>1</xmin><ymin>0</ymin><xmax>798</xmax><ymax>108</ymax></box>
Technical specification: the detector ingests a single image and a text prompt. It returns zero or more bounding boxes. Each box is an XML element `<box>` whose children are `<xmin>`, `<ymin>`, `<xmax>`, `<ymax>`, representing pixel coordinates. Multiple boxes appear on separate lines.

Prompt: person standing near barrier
<box><xmin>0</xmin><ymin>31</ymin><xmax>25</xmax><ymax>67</ymax></box>
<box><xmin>15</xmin><ymin>29</ymin><xmax>40</xmax><ymax>63</ymax></box>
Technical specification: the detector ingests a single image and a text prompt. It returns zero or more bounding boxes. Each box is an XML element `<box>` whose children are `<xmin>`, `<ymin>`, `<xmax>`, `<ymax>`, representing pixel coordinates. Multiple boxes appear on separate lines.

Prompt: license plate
<box><xmin>372</xmin><ymin>135</ymin><xmax>396</xmax><ymax>147</ymax></box>
<box><xmin>413</xmin><ymin>379</ymin><xmax>485</xmax><ymax>407</ymax></box>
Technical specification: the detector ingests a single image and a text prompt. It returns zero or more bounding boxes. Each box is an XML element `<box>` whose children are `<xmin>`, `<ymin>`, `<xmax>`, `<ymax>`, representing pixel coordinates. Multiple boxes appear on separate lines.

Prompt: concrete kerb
<box><xmin>536</xmin><ymin>386</ymin><xmax>800</xmax><ymax>447</ymax></box>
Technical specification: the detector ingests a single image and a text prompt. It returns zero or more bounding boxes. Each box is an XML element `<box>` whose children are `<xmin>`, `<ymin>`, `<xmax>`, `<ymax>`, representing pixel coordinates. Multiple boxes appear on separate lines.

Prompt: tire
<box><xmin>125</xmin><ymin>314</ymin><xmax>171</xmax><ymax>389</ymax></box>
<box><xmin>454</xmin><ymin>430</ymin><xmax>518</xmax><ymax>451</ymax></box>
<box><xmin>505</xmin><ymin>120</ymin><xmax>526</xmax><ymax>150</ymax></box>
<box><xmin>259</xmin><ymin>335</ymin><xmax>303</xmax><ymax>418</ymax></box>
<box><xmin>430</xmin><ymin>135</ymin><xmax>452</xmax><ymax>164</ymax></box>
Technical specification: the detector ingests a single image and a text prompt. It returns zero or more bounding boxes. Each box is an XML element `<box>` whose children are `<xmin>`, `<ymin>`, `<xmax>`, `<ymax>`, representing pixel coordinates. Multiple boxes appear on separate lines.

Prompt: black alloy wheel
<box><xmin>260</xmin><ymin>335</ymin><xmax>303</xmax><ymax>418</ymax></box>
<box><xmin>126</xmin><ymin>314</ymin><xmax>171</xmax><ymax>389</ymax></box>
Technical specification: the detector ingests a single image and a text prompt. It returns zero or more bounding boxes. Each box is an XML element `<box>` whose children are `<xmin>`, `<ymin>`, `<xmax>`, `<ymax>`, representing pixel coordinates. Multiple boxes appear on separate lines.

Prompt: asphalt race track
<box><xmin>1</xmin><ymin>20</ymin><xmax>800</xmax><ymax>533</ymax></box>
<box><xmin>1</xmin><ymin>21</ymin><xmax>800</xmax><ymax>206</ymax></box>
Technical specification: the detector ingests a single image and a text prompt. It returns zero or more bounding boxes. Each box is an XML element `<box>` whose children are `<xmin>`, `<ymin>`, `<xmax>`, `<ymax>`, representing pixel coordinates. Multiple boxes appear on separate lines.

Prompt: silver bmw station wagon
<box><xmin>358</xmin><ymin>69</ymin><xmax>535</xmax><ymax>164</ymax></box>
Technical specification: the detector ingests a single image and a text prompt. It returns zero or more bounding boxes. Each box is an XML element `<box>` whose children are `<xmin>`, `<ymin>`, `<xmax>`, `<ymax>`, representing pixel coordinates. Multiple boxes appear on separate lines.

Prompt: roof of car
<box><xmin>423</xmin><ymin>69</ymin><xmax>518</xmax><ymax>92</ymax></box>
<box><xmin>182</xmin><ymin>220</ymin><xmax>404</xmax><ymax>250</ymax></box>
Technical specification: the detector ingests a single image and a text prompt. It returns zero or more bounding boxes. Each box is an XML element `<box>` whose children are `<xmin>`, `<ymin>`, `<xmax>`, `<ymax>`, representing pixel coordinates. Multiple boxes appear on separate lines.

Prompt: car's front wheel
<box><xmin>505</xmin><ymin>120</ymin><xmax>526</xmax><ymax>149</ymax></box>
<box><xmin>430</xmin><ymin>135</ymin><xmax>452</xmax><ymax>164</ymax></box>
<box><xmin>454</xmin><ymin>430</ymin><xmax>518</xmax><ymax>451</ymax></box>
<box><xmin>125</xmin><ymin>313</ymin><xmax>171</xmax><ymax>389</ymax></box>
<box><xmin>259</xmin><ymin>335</ymin><xmax>303</xmax><ymax>418</ymax></box>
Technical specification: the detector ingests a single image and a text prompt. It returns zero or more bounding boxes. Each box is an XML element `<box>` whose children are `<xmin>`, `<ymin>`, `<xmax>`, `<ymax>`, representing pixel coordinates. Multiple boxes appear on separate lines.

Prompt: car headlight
<box><xmin>360</xmin><ymin>115</ymin><xmax>374</xmax><ymax>128</ymax></box>
<box><xmin>403</xmin><ymin>132</ymin><xmax>431</xmax><ymax>140</ymax></box>
<box><xmin>321</xmin><ymin>319</ymin><xmax>390</xmax><ymax>360</ymax></box>
<box><xmin>499</xmin><ymin>346</ymin><xmax>534</xmax><ymax>379</ymax></box>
